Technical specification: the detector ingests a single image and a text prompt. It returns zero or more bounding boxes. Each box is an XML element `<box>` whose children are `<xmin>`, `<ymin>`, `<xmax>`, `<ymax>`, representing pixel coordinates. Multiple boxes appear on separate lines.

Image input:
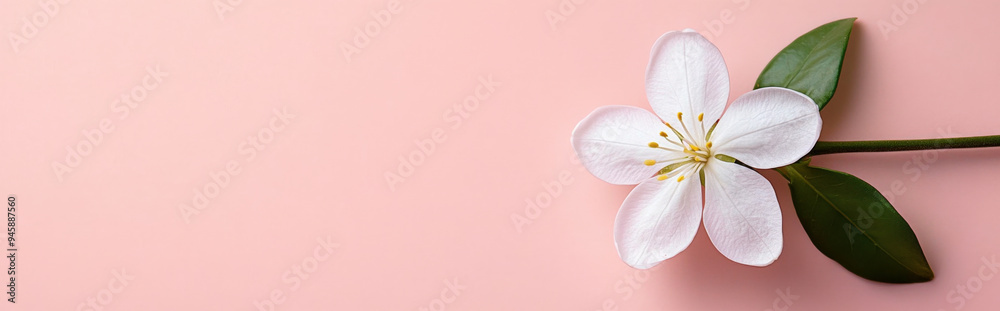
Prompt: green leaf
<box><xmin>780</xmin><ymin>160</ymin><xmax>933</xmax><ymax>283</ymax></box>
<box><xmin>754</xmin><ymin>18</ymin><xmax>856</xmax><ymax>110</ymax></box>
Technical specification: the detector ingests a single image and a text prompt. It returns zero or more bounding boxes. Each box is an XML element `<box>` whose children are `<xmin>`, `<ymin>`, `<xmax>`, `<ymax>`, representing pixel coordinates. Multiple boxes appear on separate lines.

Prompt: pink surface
<box><xmin>2</xmin><ymin>0</ymin><xmax>999</xmax><ymax>310</ymax></box>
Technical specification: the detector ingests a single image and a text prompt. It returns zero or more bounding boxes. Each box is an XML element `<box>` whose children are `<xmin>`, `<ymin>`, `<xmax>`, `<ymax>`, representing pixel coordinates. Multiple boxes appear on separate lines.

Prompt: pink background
<box><xmin>2</xmin><ymin>0</ymin><xmax>999</xmax><ymax>310</ymax></box>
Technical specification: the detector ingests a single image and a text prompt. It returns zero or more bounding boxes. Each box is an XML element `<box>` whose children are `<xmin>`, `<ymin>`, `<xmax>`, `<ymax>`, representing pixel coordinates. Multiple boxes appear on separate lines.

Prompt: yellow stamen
<box><xmin>659</xmin><ymin>131</ymin><xmax>668</xmax><ymax>137</ymax></box>
<box><xmin>657</xmin><ymin>175</ymin><xmax>668</xmax><ymax>181</ymax></box>
<box><xmin>676</xmin><ymin>112</ymin><xmax>683</xmax><ymax>121</ymax></box>
<box><xmin>706</xmin><ymin>142</ymin><xmax>713</xmax><ymax>149</ymax></box>
<box><xmin>698</xmin><ymin>113</ymin><xmax>704</xmax><ymax>122</ymax></box>
<box><xmin>676</xmin><ymin>175</ymin><xmax>685</xmax><ymax>182</ymax></box>
<box><xmin>664</xmin><ymin>122</ymin><xmax>690</xmax><ymax>145</ymax></box>
<box><xmin>643</xmin><ymin>159</ymin><xmax>657</xmax><ymax>166</ymax></box>
<box><xmin>648</xmin><ymin>142</ymin><xmax>659</xmax><ymax>148</ymax></box>
<box><xmin>689</xmin><ymin>145</ymin><xmax>700</xmax><ymax>151</ymax></box>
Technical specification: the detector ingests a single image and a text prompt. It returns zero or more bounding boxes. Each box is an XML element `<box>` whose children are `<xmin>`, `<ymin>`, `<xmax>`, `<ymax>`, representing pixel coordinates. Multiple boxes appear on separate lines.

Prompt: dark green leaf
<box><xmin>754</xmin><ymin>18</ymin><xmax>856</xmax><ymax>110</ymax></box>
<box><xmin>780</xmin><ymin>160</ymin><xmax>933</xmax><ymax>283</ymax></box>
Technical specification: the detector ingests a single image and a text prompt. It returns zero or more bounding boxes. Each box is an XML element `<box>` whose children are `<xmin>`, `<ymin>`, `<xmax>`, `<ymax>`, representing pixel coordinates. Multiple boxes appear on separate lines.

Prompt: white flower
<box><xmin>572</xmin><ymin>29</ymin><xmax>822</xmax><ymax>268</ymax></box>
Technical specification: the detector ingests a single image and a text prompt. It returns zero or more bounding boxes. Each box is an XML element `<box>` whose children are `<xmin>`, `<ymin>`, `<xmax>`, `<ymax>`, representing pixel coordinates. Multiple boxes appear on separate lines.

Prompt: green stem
<box><xmin>808</xmin><ymin>135</ymin><xmax>1000</xmax><ymax>156</ymax></box>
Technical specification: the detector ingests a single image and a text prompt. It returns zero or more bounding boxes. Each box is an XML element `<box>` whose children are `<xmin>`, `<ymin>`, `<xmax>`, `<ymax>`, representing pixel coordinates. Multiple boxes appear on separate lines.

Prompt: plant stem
<box><xmin>808</xmin><ymin>135</ymin><xmax>1000</xmax><ymax>156</ymax></box>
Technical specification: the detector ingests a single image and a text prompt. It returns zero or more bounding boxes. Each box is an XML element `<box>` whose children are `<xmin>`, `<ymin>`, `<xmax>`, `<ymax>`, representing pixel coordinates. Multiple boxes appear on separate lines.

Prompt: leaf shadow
<box><xmin>815</xmin><ymin>19</ymin><xmax>869</xmax><ymax>139</ymax></box>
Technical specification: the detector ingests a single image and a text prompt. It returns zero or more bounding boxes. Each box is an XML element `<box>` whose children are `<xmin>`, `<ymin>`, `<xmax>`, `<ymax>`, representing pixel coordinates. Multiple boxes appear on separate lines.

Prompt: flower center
<box><xmin>642</xmin><ymin>112</ymin><xmax>718</xmax><ymax>182</ymax></box>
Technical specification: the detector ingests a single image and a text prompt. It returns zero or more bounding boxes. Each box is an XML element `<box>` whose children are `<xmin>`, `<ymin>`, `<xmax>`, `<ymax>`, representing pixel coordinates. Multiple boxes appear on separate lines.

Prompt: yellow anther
<box><xmin>706</xmin><ymin>142</ymin><xmax>713</xmax><ymax>149</ymax></box>
<box><xmin>648</xmin><ymin>142</ymin><xmax>659</xmax><ymax>148</ymax></box>
<box><xmin>643</xmin><ymin>159</ymin><xmax>657</xmax><ymax>166</ymax></box>
<box><xmin>692</xmin><ymin>157</ymin><xmax>703</xmax><ymax>162</ymax></box>
<box><xmin>657</xmin><ymin>175</ymin><xmax>669</xmax><ymax>181</ymax></box>
<box><xmin>659</xmin><ymin>131</ymin><xmax>668</xmax><ymax>137</ymax></box>
<box><xmin>676</xmin><ymin>175</ymin><xmax>685</xmax><ymax>182</ymax></box>
<box><xmin>689</xmin><ymin>145</ymin><xmax>700</xmax><ymax>151</ymax></box>
<box><xmin>698</xmin><ymin>113</ymin><xmax>704</xmax><ymax>122</ymax></box>
<box><xmin>676</xmin><ymin>112</ymin><xmax>683</xmax><ymax>121</ymax></box>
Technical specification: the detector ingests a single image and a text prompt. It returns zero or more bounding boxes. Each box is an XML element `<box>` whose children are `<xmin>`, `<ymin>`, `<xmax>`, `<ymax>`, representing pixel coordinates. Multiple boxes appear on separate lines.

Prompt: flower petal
<box><xmin>572</xmin><ymin>106</ymin><xmax>680</xmax><ymax>185</ymax></box>
<box><xmin>703</xmin><ymin>161</ymin><xmax>782</xmax><ymax>266</ymax></box>
<box><xmin>614</xmin><ymin>173</ymin><xmax>703</xmax><ymax>269</ymax></box>
<box><xmin>710</xmin><ymin>87</ymin><xmax>822</xmax><ymax>169</ymax></box>
<box><xmin>646</xmin><ymin>29</ymin><xmax>729</xmax><ymax>136</ymax></box>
